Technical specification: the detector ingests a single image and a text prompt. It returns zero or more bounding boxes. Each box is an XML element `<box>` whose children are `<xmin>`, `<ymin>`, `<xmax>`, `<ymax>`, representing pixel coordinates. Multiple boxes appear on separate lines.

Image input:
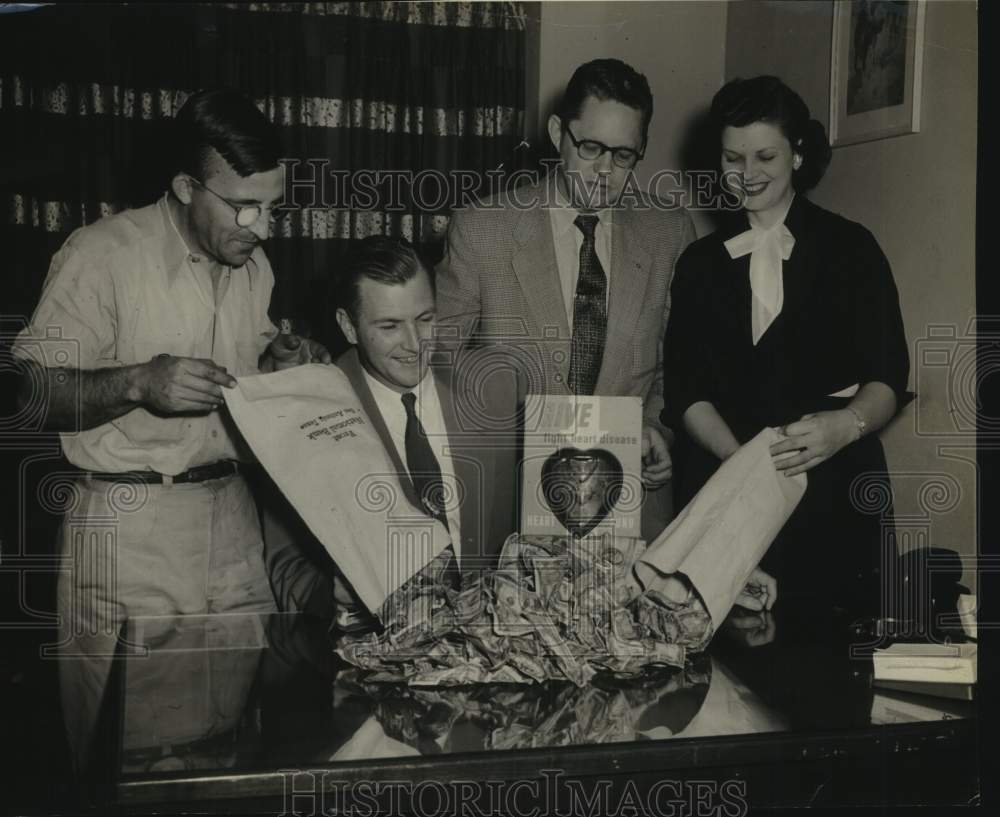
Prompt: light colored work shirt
<box><xmin>14</xmin><ymin>195</ymin><xmax>277</xmax><ymax>474</ymax></box>
<box><xmin>547</xmin><ymin>192</ymin><xmax>613</xmax><ymax>329</ymax></box>
<box><xmin>363</xmin><ymin>369</ymin><xmax>462</xmax><ymax>546</ymax></box>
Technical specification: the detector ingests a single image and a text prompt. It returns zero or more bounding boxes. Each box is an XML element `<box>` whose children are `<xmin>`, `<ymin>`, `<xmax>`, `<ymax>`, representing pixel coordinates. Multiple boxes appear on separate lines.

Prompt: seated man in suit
<box><xmin>436</xmin><ymin>58</ymin><xmax>697</xmax><ymax>543</ymax></box>
<box><xmin>263</xmin><ymin>236</ymin><xmax>516</xmax><ymax>619</ymax></box>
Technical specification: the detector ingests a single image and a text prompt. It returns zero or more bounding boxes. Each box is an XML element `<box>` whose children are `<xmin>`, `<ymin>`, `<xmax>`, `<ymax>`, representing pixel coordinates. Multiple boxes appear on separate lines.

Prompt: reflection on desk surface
<box><xmin>101</xmin><ymin>608</ymin><xmax>972</xmax><ymax>779</ymax></box>
<box><xmin>118</xmin><ymin>614</ymin><xmax>268</xmax><ymax>774</ymax></box>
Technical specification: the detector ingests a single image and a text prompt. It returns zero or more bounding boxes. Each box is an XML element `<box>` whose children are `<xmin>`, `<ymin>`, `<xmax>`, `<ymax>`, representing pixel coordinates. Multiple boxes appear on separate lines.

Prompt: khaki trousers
<box><xmin>55</xmin><ymin>472</ymin><xmax>275</xmax><ymax>774</ymax></box>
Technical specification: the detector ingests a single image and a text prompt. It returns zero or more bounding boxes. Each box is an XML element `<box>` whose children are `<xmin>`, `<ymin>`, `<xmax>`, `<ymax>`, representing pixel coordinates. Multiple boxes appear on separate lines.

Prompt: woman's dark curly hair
<box><xmin>709</xmin><ymin>76</ymin><xmax>832</xmax><ymax>192</ymax></box>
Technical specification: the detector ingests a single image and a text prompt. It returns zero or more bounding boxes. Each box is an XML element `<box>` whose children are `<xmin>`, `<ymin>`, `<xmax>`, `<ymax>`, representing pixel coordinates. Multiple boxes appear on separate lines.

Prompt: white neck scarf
<box><xmin>724</xmin><ymin>198</ymin><xmax>796</xmax><ymax>345</ymax></box>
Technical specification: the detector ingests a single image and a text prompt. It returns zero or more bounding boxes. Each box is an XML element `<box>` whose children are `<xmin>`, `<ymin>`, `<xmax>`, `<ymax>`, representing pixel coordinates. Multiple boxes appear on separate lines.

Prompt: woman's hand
<box><xmin>723</xmin><ymin>609</ymin><xmax>776</xmax><ymax>648</ymax></box>
<box><xmin>735</xmin><ymin>566</ymin><xmax>777</xmax><ymax>611</ymax></box>
<box><xmin>641</xmin><ymin>424</ymin><xmax>673</xmax><ymax>488</ymax></box>
<box><xmin>770</xmin><ymin>410</ymin><xmax>859</xmax><ymax>477</ymax></box>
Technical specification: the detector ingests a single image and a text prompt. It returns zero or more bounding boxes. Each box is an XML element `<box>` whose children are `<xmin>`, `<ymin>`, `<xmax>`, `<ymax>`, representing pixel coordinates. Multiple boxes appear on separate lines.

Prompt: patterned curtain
<box><xmin>1</xmin><ymin>1</ymin><xmax>527</xmax><ymax>353</ymax></box>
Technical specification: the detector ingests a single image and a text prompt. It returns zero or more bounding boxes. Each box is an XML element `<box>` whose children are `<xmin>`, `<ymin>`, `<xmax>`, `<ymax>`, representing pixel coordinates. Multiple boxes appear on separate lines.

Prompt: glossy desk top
<box><xmin>98</xmin><ymin>603</ymin><xmax>974</xmax><ymax>805</ymax></box>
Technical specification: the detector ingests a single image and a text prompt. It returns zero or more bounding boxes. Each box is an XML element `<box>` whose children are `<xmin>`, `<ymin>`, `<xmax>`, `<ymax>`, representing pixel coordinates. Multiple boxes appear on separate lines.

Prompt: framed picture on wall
<box><xmin>829</xmin><ymin>0</ymin><xmax>926</xmax><ymax>147</ymax></box>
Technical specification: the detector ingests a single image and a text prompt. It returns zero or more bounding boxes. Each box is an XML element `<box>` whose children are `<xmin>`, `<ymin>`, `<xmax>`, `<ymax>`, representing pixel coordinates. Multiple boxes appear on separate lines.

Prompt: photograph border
<box><xmin>830</xmin><ymin>0</ymin><xmax>927</xmax><ymax>147</ymax></box>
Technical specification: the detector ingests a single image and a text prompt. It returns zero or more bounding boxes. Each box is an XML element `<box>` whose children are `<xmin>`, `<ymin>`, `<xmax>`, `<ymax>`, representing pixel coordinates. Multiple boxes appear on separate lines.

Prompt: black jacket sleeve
<box><xmin>661</xmin><ymin>244</ymin><xmax>715</xmax><ymax>430</ymax></box>
<box><xmin>847</xmin><ymin>225</ymin><xmax>910</xmax><ymax>404</ymax></box>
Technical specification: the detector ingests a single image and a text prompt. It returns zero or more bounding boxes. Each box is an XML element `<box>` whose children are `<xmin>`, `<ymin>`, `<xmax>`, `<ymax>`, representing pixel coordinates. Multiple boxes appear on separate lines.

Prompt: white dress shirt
<box><xmin>363</xmin><ymin>369</ymin><xmax>462</xmax><ymax>550</ymax></box>
<box><xmin>12</xmin><ymin>195</ymin><xmax>276</xmax><ymax>474</ymax></box>
<box><xmin>547</xmin><ymin>195</ymin><xmax>613</xmax><ymax>329</ymax></box>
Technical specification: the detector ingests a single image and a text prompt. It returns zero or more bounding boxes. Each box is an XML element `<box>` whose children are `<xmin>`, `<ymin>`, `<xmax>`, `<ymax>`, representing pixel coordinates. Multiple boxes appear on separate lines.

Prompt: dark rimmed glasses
<box><xmin>187</xmin><ymin>176</ymin><xmax>289</xmax><ymax>228</ymax></box>
<box><xmin>564</xmin><ymin>124</ymin><xmax>645</xmax><ymax>169</ymax></box>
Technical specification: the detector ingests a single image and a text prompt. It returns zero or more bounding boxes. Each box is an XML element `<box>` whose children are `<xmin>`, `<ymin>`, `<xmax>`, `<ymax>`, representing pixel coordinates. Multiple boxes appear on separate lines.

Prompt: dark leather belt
<box><xmin>86</xmin><ymin>460</ymin><xmax>241</xmax><ymax>485</ymax></box>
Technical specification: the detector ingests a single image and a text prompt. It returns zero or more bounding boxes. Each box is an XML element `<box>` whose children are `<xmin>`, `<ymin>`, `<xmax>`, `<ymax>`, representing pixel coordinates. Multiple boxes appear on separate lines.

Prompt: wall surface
<box><xmin>523</xmin><ymin>0</ymin><xmax>979</xmax><ymax>590</ymax></box>
<box><xmin>726</xmin><ymin>0</ymin><xmax>979</xmax><ymax>591</ymax></box>
<box><xmin>530</xmin><ymin>0</ymin><xmax>729</xmax><ymax>234</ymax></box>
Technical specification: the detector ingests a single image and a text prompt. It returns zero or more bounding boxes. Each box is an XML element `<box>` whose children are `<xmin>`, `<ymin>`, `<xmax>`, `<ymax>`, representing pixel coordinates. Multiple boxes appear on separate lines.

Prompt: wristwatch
<box><xmin>845</xmin><ymin>407</ymin><xmax>867</xmax><ymax>440</ymax></box>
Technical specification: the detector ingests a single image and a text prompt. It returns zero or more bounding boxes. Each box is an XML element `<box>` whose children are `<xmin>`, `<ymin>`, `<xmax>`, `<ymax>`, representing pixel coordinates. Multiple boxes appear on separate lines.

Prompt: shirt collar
<box><xmin>549</xmin><ymin>180</ymin><xmax>613</xmax><ymax>238</ymax></box>
<box><xmin>159</xmin><ymin>193</ymin><xmax>259</xmax><ymax>284</ymax></box>
<box><xmin>757</xmin><ymin>192</ymin><xmax>796</xmax><ymax>233</ymax></box>
<box><xmin>723</xmin><ymin>192</ymin><xmax>800</xmax><ymax>242</ymax></box>
<box><xmin>159</xmin><ymin>195</ymin><xmax>191</xmax><ymax>281</ymax></box>
<box><xmin>363</xmin><ymin>364</ymin><xmax>433</xmax><ymax>408</ymax></box>
<box><xmin>782</xmin><ymin>190</ymin><xmax>813</xmax><ymax>240</ymax></box>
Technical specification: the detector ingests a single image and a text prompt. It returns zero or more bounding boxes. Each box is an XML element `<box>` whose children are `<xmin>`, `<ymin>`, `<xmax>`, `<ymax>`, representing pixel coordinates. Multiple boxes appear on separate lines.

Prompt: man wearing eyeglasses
<box><xmin>12</xmin><ymin>88</ymin><xmax>327</xmax><ymax>772</ymax></box>
<box><xmin>436</xmin><ymin>58</ymin><xmax>696</xmax><ymax>546</ymax></box>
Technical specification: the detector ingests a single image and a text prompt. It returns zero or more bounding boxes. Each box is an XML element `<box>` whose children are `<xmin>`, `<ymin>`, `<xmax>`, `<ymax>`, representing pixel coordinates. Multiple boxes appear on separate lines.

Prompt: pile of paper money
<box><xmin>335</xmin><ymin>657</ymin><xmax>713</xmax><ymax>752</ymax></box>
<box><xmin>337</xmin><ymin>534</ymin><xmax>714</xmax><ymax>687</ymax></box>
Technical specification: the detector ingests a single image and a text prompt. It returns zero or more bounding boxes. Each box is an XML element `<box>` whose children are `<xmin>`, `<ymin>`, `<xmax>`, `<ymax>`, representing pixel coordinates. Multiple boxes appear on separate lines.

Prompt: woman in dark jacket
<box><xmin>663</xmin><ymin>76</ymin><xmax>909</xmax><ymax>616</ymax></box>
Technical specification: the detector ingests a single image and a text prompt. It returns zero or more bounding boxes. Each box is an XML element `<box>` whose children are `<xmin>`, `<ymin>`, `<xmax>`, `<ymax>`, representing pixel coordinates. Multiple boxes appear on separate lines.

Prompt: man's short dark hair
<box><xmin>556</xmin><ymin>59</ymin><xmax>653</xmax><ymax>147</ymax></box>
<box><xmin>339</xmin><ymin>236</ymin><xmax>431</xmax><ymax>321</ymax></box>
<box><xmin>171</xmin><ymin>88</ymin><xmax>282</xmax><ymax>180</ymax></box>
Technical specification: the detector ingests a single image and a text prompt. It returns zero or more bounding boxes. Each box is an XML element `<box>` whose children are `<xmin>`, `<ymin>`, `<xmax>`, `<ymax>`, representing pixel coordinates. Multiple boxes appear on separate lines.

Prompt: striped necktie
<box><xmin>568</xmin><ymin>213</ymin><xmax>607</xmax><ymax>395</ymax></box>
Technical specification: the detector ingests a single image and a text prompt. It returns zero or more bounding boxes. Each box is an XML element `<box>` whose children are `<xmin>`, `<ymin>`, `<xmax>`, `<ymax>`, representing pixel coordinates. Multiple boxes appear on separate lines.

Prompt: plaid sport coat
<box><xmin>435</xmin><ymin>175</ymin><xmax>696</xmax><ymax>441</ymax></box>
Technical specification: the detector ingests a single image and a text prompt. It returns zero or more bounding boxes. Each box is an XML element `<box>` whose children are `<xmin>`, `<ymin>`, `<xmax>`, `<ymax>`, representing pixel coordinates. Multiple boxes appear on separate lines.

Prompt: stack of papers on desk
<box><xmin>873</xmin><ymin>643</ymin><xmax>977</xmax><ymax>701</ymax></box>
<box><xmin>870</xmin><ymin>690</ymin><xmax>968</xmax><ymax>724</ymax></box>
<box><xmin>957</xmin><ymin>593</ymin><xmax>977</xmax><ymax>640</ymax></box>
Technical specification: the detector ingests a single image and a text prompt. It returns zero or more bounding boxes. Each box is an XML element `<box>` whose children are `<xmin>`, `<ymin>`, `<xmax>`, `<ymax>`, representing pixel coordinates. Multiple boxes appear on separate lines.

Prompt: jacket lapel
<box><xmin>511</xmin><ymin>180</ymin><xmax>572</xmax><ymax>384</ymax></box>
<box><xmin>336</xmin><ymin>348</ymin><xmax>421</xmax><ymax>510</ymax></box>
<box><xmin>773</xmin><ymin>194</ymin><xmax>819</xmax><ymax>338</ymax></box>
<box><xmin>594</xmin><ymin>205</ymin><xmax>652</xmax><ymax>393</ymax></box>
<box><xmin>717</xmin><ymin>210</ymin><xmax>755</xmax><ymax>348</ymax></box>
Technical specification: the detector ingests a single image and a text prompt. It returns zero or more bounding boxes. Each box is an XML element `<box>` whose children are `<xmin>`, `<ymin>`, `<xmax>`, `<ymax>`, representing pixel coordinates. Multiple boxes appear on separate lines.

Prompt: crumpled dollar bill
<box><xmin>337</xmin><ymin>534</ymin><xmax>714</xmax><ymax>687</ymax></box>
<box><xmin>333</xmin><ymin>656</ymin><xmax>713</xmax><ymax>752</ymax></box>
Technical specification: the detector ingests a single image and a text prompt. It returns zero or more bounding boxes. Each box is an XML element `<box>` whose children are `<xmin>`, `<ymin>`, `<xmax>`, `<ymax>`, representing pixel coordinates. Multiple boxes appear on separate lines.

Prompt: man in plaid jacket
<box><xmin>436</xmin><ymin>58</ymin><xmax>696</xmax><ymax>541</ymax></box>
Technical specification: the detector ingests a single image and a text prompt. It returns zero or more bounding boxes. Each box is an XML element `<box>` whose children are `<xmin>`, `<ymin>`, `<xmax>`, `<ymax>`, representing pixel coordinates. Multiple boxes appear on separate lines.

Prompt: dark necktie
<box><xmin>568</xmin><ymin>214</ymin><xmax>608</xmax><ymax>395</ymax></box>
<box><xmin>401</xmin><ymin>392</ymin><xmax>449</xmax><ymax>530</ymax></box>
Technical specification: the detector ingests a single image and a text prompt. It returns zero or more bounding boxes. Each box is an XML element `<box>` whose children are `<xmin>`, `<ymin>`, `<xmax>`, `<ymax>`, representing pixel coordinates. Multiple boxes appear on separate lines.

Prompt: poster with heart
<box><xmin>520</xmin><ymin>394</ymin><xmax>643</xmax><ymax>538</ymax></box>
